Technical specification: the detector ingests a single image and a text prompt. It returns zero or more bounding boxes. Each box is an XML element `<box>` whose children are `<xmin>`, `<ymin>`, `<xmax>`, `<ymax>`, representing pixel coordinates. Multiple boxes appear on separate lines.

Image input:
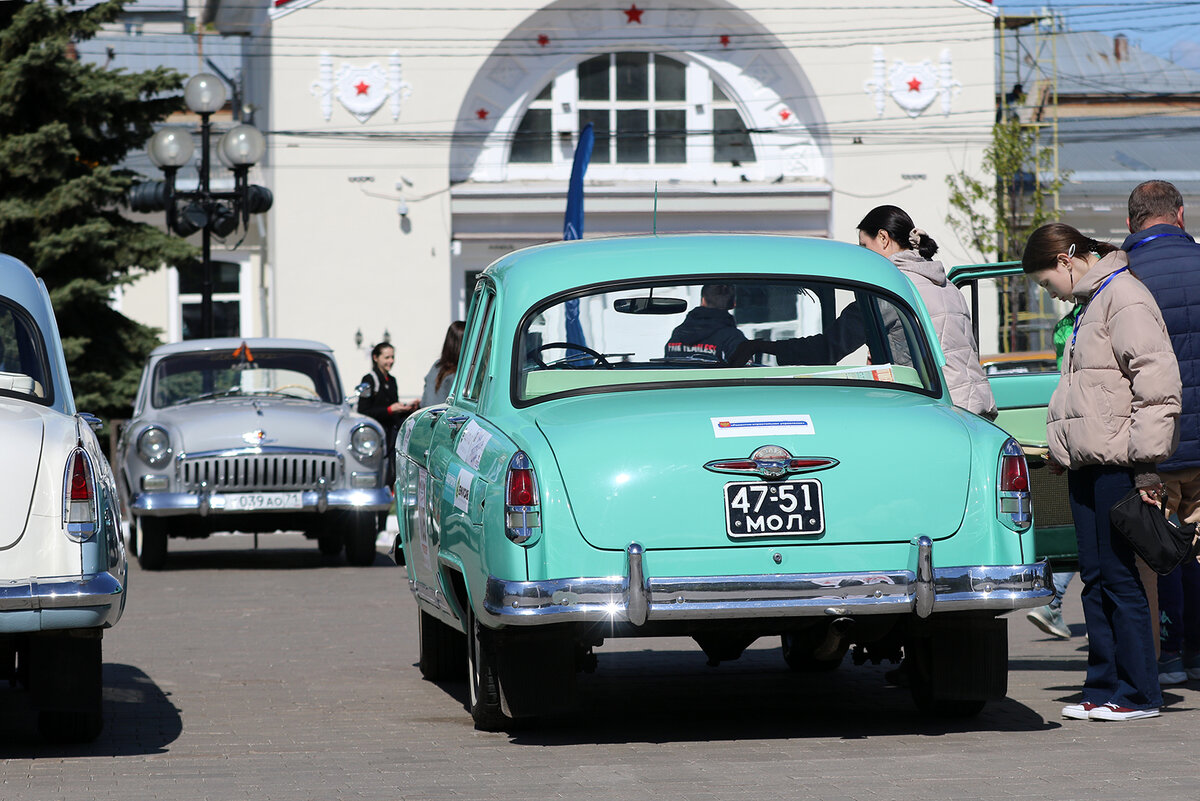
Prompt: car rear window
<box><xmin>152</xmin><ymin>348</ymin><xmax>342</xmax><ymax>408</ymax></box>
<box><xmin>0</xmin><ymin>300</ymin><xmax>52</xmax><ymax>404</ymax></box>
<box><xmin>515</xmin><ymin>277</ymin><xmax>939</xmax><ymax>402</ymax></box>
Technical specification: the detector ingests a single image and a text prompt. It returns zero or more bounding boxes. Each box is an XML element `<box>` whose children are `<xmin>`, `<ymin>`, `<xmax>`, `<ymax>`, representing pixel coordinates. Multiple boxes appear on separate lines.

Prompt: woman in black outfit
<box><xmin>358</xmin><ymin>342</ymin><xmax>416</xmax><ymax>496</ymax></box>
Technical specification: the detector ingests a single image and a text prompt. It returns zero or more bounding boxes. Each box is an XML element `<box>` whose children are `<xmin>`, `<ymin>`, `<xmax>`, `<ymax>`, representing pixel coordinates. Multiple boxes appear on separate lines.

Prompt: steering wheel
<box><xmin>271</xmin><ymin>384</ymin><xmax>320</xmax><ymax>398</ymax></box>
<box><xmin>533</xmin><ymin>342</ymin><xmax>613</xmax><ymax>369</ymax></box>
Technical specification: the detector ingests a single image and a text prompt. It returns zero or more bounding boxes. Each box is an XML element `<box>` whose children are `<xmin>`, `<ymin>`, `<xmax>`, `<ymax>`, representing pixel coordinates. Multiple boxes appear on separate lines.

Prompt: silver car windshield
<box><xmin>152</xmin><ymin>348</ymin><xmax>341</xmax><ymax>408</ymax></box>
<box><xmin>0</xmin><ymin>300</ymin><xmax>52</xmax><ymax>404</ymax></box>
<box><xmin>516</xmin><ymin>278</ymin><xmax>938</xmax><ymax>402</ymax></box>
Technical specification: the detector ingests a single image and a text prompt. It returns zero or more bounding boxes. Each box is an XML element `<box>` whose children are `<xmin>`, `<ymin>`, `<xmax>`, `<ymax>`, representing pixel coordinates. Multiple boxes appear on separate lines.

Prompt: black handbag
<box><xmin>1109</xmin><ymin>488</ymin><xmax>1200</xmax><ymax>575</ymax></box>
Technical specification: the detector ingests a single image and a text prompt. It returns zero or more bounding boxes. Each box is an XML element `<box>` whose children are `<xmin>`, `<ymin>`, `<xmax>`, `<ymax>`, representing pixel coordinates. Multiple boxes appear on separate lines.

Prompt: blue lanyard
<box><xmin>1128</xmin><ymin>232</ymin><xmax>1192</xmax><ymax>251</ymax></box>
<box><xmin>1070</xmin><ymin>267</ymin><xmax>1128</xmax><ymax>349</ymax></box>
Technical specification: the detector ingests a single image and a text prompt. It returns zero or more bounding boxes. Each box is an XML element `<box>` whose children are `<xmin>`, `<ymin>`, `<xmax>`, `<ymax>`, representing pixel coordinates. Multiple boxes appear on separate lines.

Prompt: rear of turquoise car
<box><xmin>397</xmin><ymin>235</ymin><xmax>1051</xmax><ymax>730</ymax></box>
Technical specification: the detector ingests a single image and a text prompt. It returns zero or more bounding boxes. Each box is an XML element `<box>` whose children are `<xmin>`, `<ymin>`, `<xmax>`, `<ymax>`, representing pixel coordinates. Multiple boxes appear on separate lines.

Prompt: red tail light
<box><xmin>507</xmin><ymin>468</ymin><xmax>535</xmax><ymax>506</ymax></box>
<box><xmin>1001</xmin><ymin>454</ymin><xmax>1029</xmax><ymax>492</ymax></box>
<box><xmin>63</xmin><ymin>447</ymin><xmax>98</xmax><ymax>541</ymax></box>
<box><xmin>70</xmin><ymin>453</ymin><xmax>92</xmax><ymax>501</ymax></box>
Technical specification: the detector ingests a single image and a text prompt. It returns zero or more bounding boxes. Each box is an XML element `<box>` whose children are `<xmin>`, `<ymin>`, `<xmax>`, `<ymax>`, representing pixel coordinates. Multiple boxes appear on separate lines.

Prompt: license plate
<box><xmin>211</xmin><ymin>492</ymin><xmax>304</xmax><ymax>511</ymax></box>
<box><xmin>724</xmin><ymin>479</ymin><xmax>824</xmax><ymax>537</ymax></box>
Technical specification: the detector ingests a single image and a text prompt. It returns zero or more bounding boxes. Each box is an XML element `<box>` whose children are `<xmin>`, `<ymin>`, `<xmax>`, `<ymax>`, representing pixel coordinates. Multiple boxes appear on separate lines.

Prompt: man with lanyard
<box><xmin>1123</xmin><ymin>180</ymin><xmax>1200</xmax><ymax>686</ymax></box>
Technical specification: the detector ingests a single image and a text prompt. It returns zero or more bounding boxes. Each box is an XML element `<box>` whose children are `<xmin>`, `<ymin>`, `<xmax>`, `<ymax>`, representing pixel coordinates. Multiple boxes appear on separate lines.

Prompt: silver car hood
<box><xmin>153</xmin><ymin>398</ymin><xmax>353</xmax><ymax>454</ymax></box>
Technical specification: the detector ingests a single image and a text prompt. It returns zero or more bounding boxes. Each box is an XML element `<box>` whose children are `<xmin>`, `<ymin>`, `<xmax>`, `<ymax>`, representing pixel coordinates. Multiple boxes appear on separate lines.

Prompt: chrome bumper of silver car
<box><xmin>0</xmin><ymin>572</ymin><xmax>125</xmax><ymax>612</ymax></box>
<box><xmin>480</xmin><ymin>538</ymin><xmax>1053</xmax><ymax>626</ymax></box>
<box><xmin>131</xmin><ymin>486</ymin><xmax>393</xmax><ymax>516</ymax></box>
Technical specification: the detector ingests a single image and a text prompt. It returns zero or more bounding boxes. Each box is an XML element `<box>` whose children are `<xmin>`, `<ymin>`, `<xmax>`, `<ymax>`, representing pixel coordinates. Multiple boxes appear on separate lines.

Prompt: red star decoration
<box><xmin>624</xmin><ymin>3</ymin><xmax>644</xmax><ymax>24</ymax></box>
<box><xmin>720</xmin><ymin>34</ymin><xmax>730</xmax><ymax>47</ymax></box>
<box><xmin>537</xmin><ymin>34</ymin><xmax>550</xmax><ymax>47</ymax></box>
<box><xmin>476</xmin><ymin>108</ymin><xmax>489</xmax><ymax>120</ymax></box>
<box><xmin>907</xmin><ymin>77</ymin><xmax>922</xmax><ymax>92</ymax></box>
<box><xmin>779</xmin><ymin>109</ymin><xmax>791</xmax><ymax>121</ymax></box>
<box><xmin>354</xmin><ymin>81</ymin><xmax>370</xmax><ymax>96</ymax></box>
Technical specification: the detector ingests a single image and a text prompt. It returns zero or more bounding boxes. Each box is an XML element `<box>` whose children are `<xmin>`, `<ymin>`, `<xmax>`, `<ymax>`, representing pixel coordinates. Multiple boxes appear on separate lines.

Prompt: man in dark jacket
<box><xmin>1123</xmin><ymin>179</ymin><xmax>1200</xmax><ymax>685</ymax></box>
<box><xmin>665</xmin><ymin>284</ymin><xmax>746</xmax><ymax>362</ymax></box>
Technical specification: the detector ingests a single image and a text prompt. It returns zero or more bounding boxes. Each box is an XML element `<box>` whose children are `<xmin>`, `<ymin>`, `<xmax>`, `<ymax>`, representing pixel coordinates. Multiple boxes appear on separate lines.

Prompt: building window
<box><xmin>510</xmin><ymin>52</ymin><xmax>756</xmax><ymax>168</ymax></box>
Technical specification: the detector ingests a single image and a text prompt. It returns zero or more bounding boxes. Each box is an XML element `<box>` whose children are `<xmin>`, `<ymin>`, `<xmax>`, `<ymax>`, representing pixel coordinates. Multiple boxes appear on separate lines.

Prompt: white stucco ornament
<box><xmin>311</xmin><ymin>51</ymin><xmax>412</xmax><ymax>123</ymax></box>
<box><xmin>864</xmin><ymin>48</ymin><xmax>960</xmax><ymax>118</ymax></box>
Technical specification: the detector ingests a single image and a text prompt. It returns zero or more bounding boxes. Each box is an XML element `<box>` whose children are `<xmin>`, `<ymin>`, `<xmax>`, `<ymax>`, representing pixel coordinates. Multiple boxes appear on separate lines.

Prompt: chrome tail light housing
<box><xmin>997</xmin><ymin>438</ymin><xmax>1032</xmax><ymax>531</ymax></box>
<box><xmin>63</xmin><ymin>447</ymin><xmax>98</xmax><ymax>542</ymax></box>
<box><xmin>504</xmin><ymin>451</ymin><xmax>541</xmax><ymax>545</ymax></box>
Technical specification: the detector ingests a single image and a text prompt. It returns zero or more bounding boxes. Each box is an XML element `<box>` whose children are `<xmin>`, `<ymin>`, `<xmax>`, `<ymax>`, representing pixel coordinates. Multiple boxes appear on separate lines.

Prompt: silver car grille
<box><xmin>180</xmin><ymin>453</ymin><xmax>340</xmax><ymax>491</ymax></box>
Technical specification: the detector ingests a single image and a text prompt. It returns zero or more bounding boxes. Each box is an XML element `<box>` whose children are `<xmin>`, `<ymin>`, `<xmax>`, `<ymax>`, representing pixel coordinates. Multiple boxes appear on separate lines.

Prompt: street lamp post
<box><xmin>131</xmin><ymin>73</ymin><xmax>273</xmax><ymax>339</ymax></box>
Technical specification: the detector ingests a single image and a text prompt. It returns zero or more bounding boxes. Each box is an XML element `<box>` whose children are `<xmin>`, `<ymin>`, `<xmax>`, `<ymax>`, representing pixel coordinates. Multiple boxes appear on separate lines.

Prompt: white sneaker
<box><xmin>1089</xmin><ymin>703</ymin><xmax>1160</xmax><ymax>721</ymax></box>
<box><xmin>1062</xmin><ymin>702</ymin><xmax>1101</xmax><ymax>720</ymax></box>
<box><xmin>1027</xmin><ymin>605</ymin><xmax>1070</xmax><ymax>639</ymax></box>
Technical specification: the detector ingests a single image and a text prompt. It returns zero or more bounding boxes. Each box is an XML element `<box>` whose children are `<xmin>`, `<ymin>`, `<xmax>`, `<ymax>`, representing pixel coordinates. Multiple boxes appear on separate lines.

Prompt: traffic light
<box><xmin>245</xmin><ymin>185</ymin><xmax>273</xmax><ymax>214</ymax></box>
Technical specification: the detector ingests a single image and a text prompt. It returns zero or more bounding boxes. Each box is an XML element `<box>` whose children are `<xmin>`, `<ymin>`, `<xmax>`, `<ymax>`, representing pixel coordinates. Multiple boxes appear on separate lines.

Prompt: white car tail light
<box><xmin>63</xmin><ymin>447</ymin><xmax>98</xmax><ymax>541</ymax></box>
<box><xmin>504</xmin><ymin>451</ymin><xmax>541</xmax><ymax>545</ymax></box>
<box><xmin>998</xmin><ymin>438</ymin><xmax>1032</xmax><ymax>530</ymax></box>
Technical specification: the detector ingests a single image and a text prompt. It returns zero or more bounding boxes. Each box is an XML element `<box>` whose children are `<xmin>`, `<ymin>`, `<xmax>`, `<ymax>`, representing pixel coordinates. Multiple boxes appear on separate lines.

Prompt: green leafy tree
<box><xmin>0</xmin><ymin>0</ymin><xmax>193</xmax><ymax>430</ymax></box>
<box><xmin>946</xmin><ymin>116</ymin><xmax>1066</xmax><ymax>351</ymax></box>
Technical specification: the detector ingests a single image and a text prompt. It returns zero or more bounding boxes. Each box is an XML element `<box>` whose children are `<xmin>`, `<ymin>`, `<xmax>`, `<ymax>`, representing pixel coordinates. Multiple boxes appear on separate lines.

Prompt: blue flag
<box><xmin>563</xmin><ymin>123</ymin><xmax>594</xmax><ymax>353</ymax></box>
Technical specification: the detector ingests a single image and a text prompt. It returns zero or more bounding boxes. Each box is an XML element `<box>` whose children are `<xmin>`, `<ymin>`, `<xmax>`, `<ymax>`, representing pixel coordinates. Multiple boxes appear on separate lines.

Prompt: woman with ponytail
<box><xmin>1023</xmin><ymin>222</ymin><xmax>1181</xmax><ymax>721</ymax></box>
<box><xmin>857</xmin><ymin>205</ymin><xmax>997</xmax><ymax>419</ymax></box>
<box><xmin>420</xmin><ymin>320</ymin><xmax>466</xmax><ymax>408</ymax></box>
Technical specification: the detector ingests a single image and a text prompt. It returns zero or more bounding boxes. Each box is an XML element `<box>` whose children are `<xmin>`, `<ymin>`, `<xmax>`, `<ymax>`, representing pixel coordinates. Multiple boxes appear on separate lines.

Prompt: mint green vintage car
<box><xmin>396</xmin><ymin>235</ymin><xmax>1052</xmax><ymax>730</ymax></box>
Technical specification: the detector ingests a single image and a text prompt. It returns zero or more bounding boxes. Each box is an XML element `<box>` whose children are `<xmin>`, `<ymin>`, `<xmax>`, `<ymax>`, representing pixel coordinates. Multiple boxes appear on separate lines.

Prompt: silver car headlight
<box><xmin>350</xmin><ymin>424</ymin><xmax>382</xmax><ymax>460</ymax></box>
<box><xmin>137</xmin><ymin>426</ymin><xmax>172</xmax><ymax>468</ymax></box>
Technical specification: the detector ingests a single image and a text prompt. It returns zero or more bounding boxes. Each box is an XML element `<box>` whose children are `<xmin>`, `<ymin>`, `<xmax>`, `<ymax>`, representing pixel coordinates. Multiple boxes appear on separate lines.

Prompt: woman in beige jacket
<box><xmin>1024</xmin><ymin>222</ymin><xmax>1181</xmax><ymax>722</ymax></box>
<box><xmin>857</xmin><ymin>205</ymin><xmax>997</xmax><ymax>419</ymax></box>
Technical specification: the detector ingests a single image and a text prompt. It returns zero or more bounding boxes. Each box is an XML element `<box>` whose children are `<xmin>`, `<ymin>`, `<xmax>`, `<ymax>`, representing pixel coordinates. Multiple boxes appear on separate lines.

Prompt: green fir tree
<box><xmin>0</xmin><ymin>0</ymin><xmax>193</xmax><ymax>431</ymax></box>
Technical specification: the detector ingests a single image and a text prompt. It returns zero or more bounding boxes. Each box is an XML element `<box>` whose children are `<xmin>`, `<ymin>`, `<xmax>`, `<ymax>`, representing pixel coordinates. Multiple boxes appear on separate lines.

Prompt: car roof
<box><xmin>149</xmin><ymin>337</ymin><xmax>335</xmax><ymax>357</ymax></box>
<box><xmin>482</xmin><ymin>234</ymin><xmax>916</xmax><ymax>309</ymax></box>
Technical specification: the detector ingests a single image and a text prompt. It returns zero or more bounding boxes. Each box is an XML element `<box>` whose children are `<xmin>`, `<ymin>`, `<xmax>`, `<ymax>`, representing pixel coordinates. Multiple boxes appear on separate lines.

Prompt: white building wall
<box><xmin>250</xmin><ymin>0</ymin><xmax>996</xmax><ymax>394</ymax></box>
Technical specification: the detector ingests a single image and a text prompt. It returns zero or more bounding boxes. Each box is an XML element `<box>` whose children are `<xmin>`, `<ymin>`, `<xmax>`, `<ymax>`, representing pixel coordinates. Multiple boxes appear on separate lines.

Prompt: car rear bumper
<box><xmin>0</xmin><ymin>571</ymin><xmax>125</xmax><ymax>633</ymax></box>
<box><xmin>479</xmin><ymin>537</ymin><xmax>1053</xmax><ymax>626</ymax></box>
<box><xmin>130</xmin><ymin>487</ymin><xmax>393</xmax><ymax>516</ymax></box>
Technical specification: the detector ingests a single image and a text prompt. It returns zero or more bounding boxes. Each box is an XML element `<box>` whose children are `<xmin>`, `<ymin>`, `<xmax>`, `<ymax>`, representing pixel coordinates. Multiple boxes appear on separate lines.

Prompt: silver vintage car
<box><xmin>0</xmin><ymin>254</ymin><xmax>127</xmax><ymax>743</ymax></box>
<box><xmin>118</xmin><ymin>337</ymin><xmax>391</xmax><ymax>568</ymax></box>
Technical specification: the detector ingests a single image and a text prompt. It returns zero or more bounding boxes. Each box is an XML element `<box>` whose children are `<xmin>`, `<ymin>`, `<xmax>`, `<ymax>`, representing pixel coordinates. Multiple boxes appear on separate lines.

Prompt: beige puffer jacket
<box><xmin>891</xmin><ymin>250</ymin><xmax>998</xmax><ymax>419</ymax></box>
<box><xmin>1047</xmin><ymin>250</ymin><xmax>1181</xmax><ymax>470</ymax></box>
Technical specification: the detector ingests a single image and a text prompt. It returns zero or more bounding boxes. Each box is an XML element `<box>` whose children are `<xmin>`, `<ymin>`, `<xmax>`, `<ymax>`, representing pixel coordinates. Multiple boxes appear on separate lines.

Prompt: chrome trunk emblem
<box><xmin>704</xmin><ymin>445</ymin><xmax>838</xmax><ymax>480</ymax></box>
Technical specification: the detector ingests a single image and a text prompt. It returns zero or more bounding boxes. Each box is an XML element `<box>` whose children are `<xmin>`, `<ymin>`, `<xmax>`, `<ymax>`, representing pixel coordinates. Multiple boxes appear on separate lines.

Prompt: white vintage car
<box><xmin>118</xmin><ymin>338</ymin><xmax>392</xmax><ymax>568</ymax></box>
<box><xmin>0</xmin><ymin>254</ymin><xmax>127</xmax><ymax>743</ymax></box>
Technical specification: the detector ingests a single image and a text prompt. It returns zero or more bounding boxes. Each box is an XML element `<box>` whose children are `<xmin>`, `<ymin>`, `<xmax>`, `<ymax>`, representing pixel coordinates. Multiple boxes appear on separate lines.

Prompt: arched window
<box><xmin>510</xmin><ymin>52</ymin><xmax>756</xmax><ymax>170</ymax></box>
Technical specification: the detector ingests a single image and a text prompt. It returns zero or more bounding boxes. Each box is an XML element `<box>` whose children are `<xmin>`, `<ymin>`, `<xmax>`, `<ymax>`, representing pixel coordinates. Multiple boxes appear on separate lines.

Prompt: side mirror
<box><xmin>345</xmin><ymin>382</ymin><xmax>372</xmax><ymax>404</ymax></box>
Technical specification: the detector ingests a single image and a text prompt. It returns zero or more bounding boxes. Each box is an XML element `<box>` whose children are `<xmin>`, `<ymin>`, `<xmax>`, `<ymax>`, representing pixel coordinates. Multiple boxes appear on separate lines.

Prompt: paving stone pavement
<box><xmin>3</xmin><ymin>532</ymin><xmax>1200</xmax><ymax>800</ymax></box>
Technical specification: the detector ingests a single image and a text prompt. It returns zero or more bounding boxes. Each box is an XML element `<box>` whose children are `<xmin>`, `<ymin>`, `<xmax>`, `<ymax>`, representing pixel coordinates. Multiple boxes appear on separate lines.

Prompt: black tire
<box><xmin>342</xmin><ymin>512</ymin><xmax>379</xmax><ymax>566</ymax></box>
<box><xmin>780</xmin><ymin>630</ymin><xmax>845</xmax><ymax>673</ymax></box>
<box><xmin>418</xmin><ymin>609</ymin><xmax>467</xmax><ymax>681</ymax></box>
<box><xmin>32</xmin><ymin>636</ymin><xmax>103</xmax><ymax>743</ymax></box>
<box><xmin>317</xmin><ymin>533</ymin><xmax>342</xmax><ymax>556</ymax></box>
<box><xmin>465</xmin><ymin>607</ymin><xmax>508</xmax><ymax>731</ymax></box>
<box><xmin>137</xmin><ymin>517</ymin><xmax>168</xmax><ymax>571</ymax></box>
<box><xmin>906</xmin><ymin>639</ymin><xmax>988</xmax><ymax>718</ymax></box>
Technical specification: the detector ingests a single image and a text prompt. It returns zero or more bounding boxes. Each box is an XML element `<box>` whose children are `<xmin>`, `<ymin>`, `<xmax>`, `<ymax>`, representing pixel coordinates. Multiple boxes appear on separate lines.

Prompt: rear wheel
<box><xmin>137</xmin><ymin>517</ymin><xmax>168</xmax><ymax>571</ymax></box>
<box><xmin>465</xmin><ymin>607</ymin><xmax>508</xmax><ymax>731</ymax></box>
<box><xmin>317</xmin><ymin>533</ymin><xmax>342</xmax><ymax>556</ymax></box>
<box><xmin>905</xmin><ymin>617</ymin><xmax>1007</xmax><ymax>718</ymax></box>
<box><xmin>342</xmin><ymin>512</ymin><xmax>379</xmax><ymax>566</ymax></box>
<box><xmin>780</xmin><ymin>627</ymin><xmax>846</xmax><ymax>673</ymax></box>
<box><xmin>418</xmin><ymin>609</ymin><xmax>467</xmax><ymax>681</ymax></box>
<box><xmin>30</xmin><ymin>635</ymin><xmax>103</xmax><ymax>743</ymax></box>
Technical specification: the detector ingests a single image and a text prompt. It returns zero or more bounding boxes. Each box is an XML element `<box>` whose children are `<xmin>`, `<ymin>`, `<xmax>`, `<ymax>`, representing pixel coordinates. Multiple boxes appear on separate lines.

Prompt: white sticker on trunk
<box><xmin>452</xmin><ymin>466</ymin><xmax>474</xmax><ymax>511</ymax></box>
<box><xmin>455</xmin><ymin>420</ymin><xmax>491</xmax><ymax>470</ymax></box>
<box><xmin>711</xmin><ymin>415</ymin><xmax>815</xmax><ymax>438</ymax></box>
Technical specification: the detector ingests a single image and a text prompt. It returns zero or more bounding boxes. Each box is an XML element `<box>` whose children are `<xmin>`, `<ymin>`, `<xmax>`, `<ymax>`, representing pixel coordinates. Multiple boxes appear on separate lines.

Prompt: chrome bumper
<box><xmin>0</xmin><ymin>572</ymin><xmax>125</xmax><ymax>613</ymax></box>
<box><xmin>131</xmin><ymin>486</ymin><xmax>393</xmax><ymax>517</ymax></box>
<box><xmin>481</xmin><ymin>538</ymin><xmax>1053</xmax><ymax>626</ymax></box>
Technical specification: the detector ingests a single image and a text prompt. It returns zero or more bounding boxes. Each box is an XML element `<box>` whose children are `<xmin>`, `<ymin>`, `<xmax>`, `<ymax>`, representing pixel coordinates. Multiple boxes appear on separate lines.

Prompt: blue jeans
<box><xmin>1158</xmin><ymin>558</ymin><xmax>1200</xmax><ymax>655</ymax></box>
<box><xmin>1069</xmin><ymin>465</ymin><xmax>1162</xmax><ymax>709</ymax></box>
<box><xmin>1049</xmin><ymin>571</ymin><xmax>1074</xmax><ymax>611</ymax></box>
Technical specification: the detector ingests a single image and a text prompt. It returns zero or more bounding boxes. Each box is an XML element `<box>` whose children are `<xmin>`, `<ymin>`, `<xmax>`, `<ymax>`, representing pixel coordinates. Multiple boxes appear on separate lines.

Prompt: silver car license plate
<box><xmin>724</xmin><ymin>479</ymin><xmax>824</xmax><ymax>537</ymax></box>
<box><xmin>212</xmin><ymin>492</ymin><xmax>304</xmax><ymax>511</ymax></box>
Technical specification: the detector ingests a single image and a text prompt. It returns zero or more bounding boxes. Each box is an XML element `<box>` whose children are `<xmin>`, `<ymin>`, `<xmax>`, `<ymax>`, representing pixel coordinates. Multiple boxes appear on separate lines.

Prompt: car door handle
<box><xmin>446</xmin><ymin>415</ymin><xmax>469</xmax><ymax>434</ymax></box>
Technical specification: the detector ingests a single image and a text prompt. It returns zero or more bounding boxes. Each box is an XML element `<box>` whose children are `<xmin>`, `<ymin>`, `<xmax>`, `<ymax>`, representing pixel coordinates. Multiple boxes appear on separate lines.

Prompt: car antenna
<box><xmin>652</xmin><ymin>181</ymin><xmax>658</xmax><ymax>236</ymax></box>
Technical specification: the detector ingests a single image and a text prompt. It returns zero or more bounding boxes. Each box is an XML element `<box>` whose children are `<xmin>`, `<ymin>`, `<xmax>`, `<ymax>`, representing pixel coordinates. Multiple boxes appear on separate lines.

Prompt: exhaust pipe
<box><xmin>812</xmin><ymin>616</ymin><xmax>855</xmax><ymax>661</ymax></box>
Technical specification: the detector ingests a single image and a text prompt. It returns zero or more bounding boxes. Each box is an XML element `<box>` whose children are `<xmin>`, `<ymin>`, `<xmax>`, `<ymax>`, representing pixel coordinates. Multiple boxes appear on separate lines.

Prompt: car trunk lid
<box><xmin>535</xmin><ymin>385</ymin><xmax>972</xmax><ymax>550</ymax></box>
<box><xmin>0</xmin><ymin>401</ymin><xmax>46</xmax><ymax>548</ymax></box>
